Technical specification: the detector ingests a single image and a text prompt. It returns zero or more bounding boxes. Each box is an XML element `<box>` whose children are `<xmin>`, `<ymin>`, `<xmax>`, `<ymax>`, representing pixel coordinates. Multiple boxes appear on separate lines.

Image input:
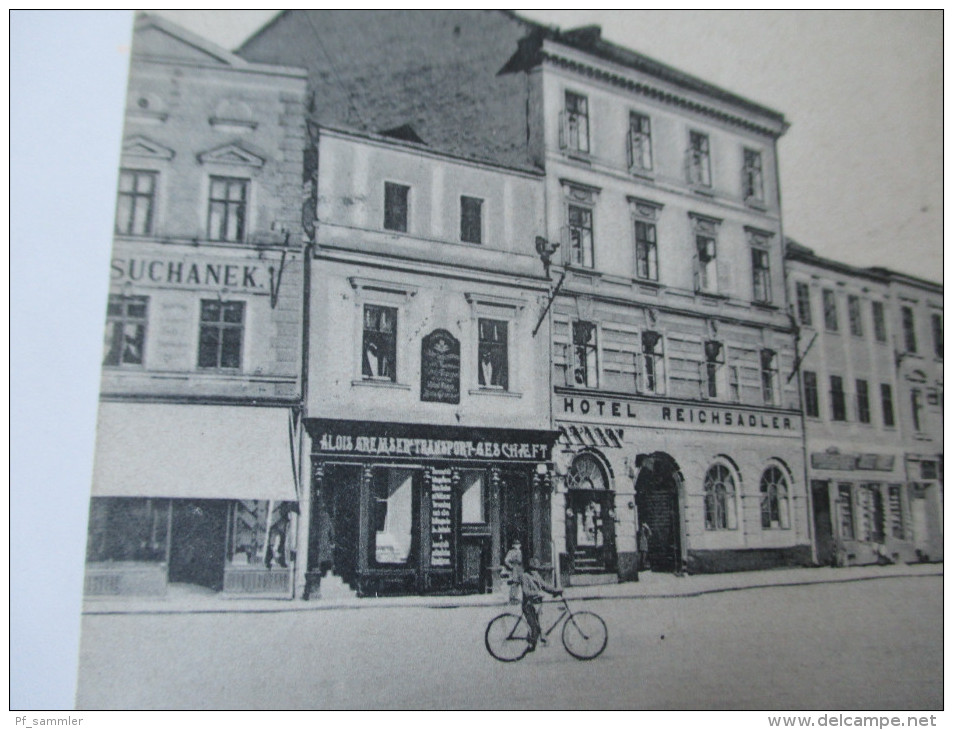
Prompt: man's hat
<box><xmin>512</xmin><ymin>540</ymin><xmax>521</xmax><ymax>546</ymax></box>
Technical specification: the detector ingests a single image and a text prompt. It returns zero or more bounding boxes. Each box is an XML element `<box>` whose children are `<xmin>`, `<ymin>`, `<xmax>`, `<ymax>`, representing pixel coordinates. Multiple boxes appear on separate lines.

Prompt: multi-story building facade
<box><xmin>241</xmin><ymin>11</ymin><xmax>812</xmax><ymax>586</ymax></box>
<box><xmin>786</xmin><ymin>243</ymin><xmax>942</xmax><ymax>566</ymax></box>
<box><xmin>84</xmin><ymin>14</ymin><xmax>309</xmax><ymax>597</ymax></box>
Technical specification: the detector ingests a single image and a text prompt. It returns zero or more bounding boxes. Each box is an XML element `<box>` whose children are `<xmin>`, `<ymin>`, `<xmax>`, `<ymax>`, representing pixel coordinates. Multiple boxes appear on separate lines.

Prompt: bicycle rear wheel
<box><xmin>561</xmin><ymin>610</ymin><xmax>607</xmax><ymax>660</ymax></box>
<box><xmin>485</xmin><ymin>613</ymin><xmax>530</xmax><ymax>662</ymax></box>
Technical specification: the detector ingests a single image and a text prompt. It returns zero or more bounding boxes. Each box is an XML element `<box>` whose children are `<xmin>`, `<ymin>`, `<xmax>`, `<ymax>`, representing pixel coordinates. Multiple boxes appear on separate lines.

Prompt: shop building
<box><xmin>84</xmin><ymin>14</ymin><xmax>308</xmax><ymax>598</ymax></box>
<box><xmin>786</xmin><ymin>242</ymin><xmax>942</xmax><ymax>565</ymax></box>
<box><xmin>299</xmin><ymin>127</ymin><xmax>556</xmax><ymax>598</ymax></box>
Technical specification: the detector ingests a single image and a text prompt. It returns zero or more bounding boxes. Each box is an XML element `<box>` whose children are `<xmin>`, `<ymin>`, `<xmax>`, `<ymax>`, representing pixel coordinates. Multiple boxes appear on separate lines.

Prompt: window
<box><xmin>751</xmin><ymin>247</ymin><xmax>772</xmax><ymax>303</ymax></box>
<box><xmin>207</xmin><ymin>176</ymin><xmax>248</xmax><ymax>242</ymax></box>
<box><xmin>796</xmin><ymin>282</ymin><xmax>813</xmax><ymax>326</ymax></box>
<box><xmin>857</xmin><ymin>485</ymin><xmax>884</xmax><ymax>543</ymax></box>
<box><xmin>704</xmin><ymin>340</ymin><xmax>724</xmax><ymax>399</ymax></box>
<box><xmin>872</xmin><ymin>301</ymin><xmax>887</xmax><ymax>342</ymax></box>
<box><xmin>460</xmin><ymin>195</ymin><xmax>483</xmax><ymax>244</ymax></box>
<box><xmin>372</xmin><ymin>468</ymin><xmax>415</xmax><ymax>566</ymax></box>
<box><xmin>704</xmin><ymin>463</ymin><xmax>737</xmax><ymax>530</ymax></box>
<box><xmin>887</xmin><ymin>485</ymin><xmax>904</xmax><ymax>540</ymax></box>
<box><xmin>695</xmin><ymin>235</ymin><xmax>717</xmax><ymax>292</ymax></box>
<box><xmin>568</xmin><ymin>204</ymin><xmax>594</xmax><ymax>268</ymax></box>
<box><xmin>641</xmin><ymin>330</ymin><xmax>665</xmax><ymax>394</ymax></box>
<box><xmin>910</xmin><ymin>388</ymin><xmax>923</xmax><ymax>432</ymax></box>
<box><xmin>837</xmin><ymin>484</ymin><xmax>855</xmax><ymax>540</ymax></box>
<box><xmin>362</xmin><ymin>304</ymin><xmax>397</xmax><ymax>381</ymax></box>
<box><xmin>103</xmin><ymin>295</ymin><xmax>147</xmax><ymax>367</ymax></box>
<box><xmin>881</xmin><ymin>383</ymin><xmax>895</xmax><ymax>427</ymax></box>
<box><xmin>86</xmin><ymin>497</ymin><xmax>170</xmax><ymax>563</ymax></box>
<box><xmin>688</xmin><ymin>131</ymin><xmax>711</xmax><ymax>187</ymax></box>
<box><xmin>931</xmin><ymin>313</ymin><xmax>942</xmax><ymax>358</ymax></box>
<box><xmin>198</xmin><ymin>299</ymin><xmax>244</xmax><ymax>370</ymax></box>
<box><xmin>830</xmin><ymin>375</ymin><xmax>846</xmax><ymax>421</ymax></box>
<box><xmin>635</xmin><ymin>220</ymin><xmax>658</xmax><ymax>281</ymax></box>
<box><xmin>115</xmin><ymin>169</ymin><xmax>156</xmax><ymax>236</ymax></box>
<box><xmin>743</xmin><ymin>148</ymin><xmax>764</xmax><ymax>202</ymax></box>
<box><xmin>460</xmin><ymin>470</ymin><xmax>485</xmax><ymax>524</ymax></box>
<box><xmin>572</xmin><ymin>320</ymin><xmax>598</xmax><ymax>388</ymax></box>
<box><xmin>856</xmin><ymin>379</ymin><xmax>870</xmax><ymax>424</ymax></box>
<box><xmin>563</xmin><ymin>91</ymin><xmax>590</xmax><ymax>154</ymax></box>
<box><xmin>901</xmin><ymin>306</ymin><xmax>917</xmax><ymax>353</ymax></box>
<box><xmin>628</xmin><ymin>112</ymin><xmax>652</xmax><ymax>171</ymax></box>
<box><xmin>478</xmin><ymin>318</ymin><xmax>508</xmax><ymax>390</ymax></box>
<box><xmin>822</xmin><ymin>289</ymin><xmax>838</xmax><ymax>332</ymax></box>
<box><xmin>848</xmin><ymin>295</ymin><xmax>863</xmax><ymax>337</ymax></box>
<box><xmin>760</xmin><ymin>466</ymin><xmax>790</xmax><ymax>529</ymax></box>
<box><xmin>227</xmin><ymin>500</ymin><xmax>294</xmax><ymax>569</ymax></box>
<box><xmin>761</xmin><ymin>349</ymin><xmax>779</xmax><ymax>405</ymax></box>
<box><xmin>384</xmin><ymin>182</ymin><xmax>410</xmax><ymax>232</ymax></box>
<box><xmin>803</xmin><ymin>371</ymin><xmax>819</xmax><ymax>418</ymax></box>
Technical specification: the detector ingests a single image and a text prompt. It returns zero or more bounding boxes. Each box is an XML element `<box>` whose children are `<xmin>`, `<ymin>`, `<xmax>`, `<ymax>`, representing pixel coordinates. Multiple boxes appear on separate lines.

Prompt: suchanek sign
<box><xmin>111</xmin><ymin>256</ymin><xmax>267</xmax><ymax>292</ymax></box>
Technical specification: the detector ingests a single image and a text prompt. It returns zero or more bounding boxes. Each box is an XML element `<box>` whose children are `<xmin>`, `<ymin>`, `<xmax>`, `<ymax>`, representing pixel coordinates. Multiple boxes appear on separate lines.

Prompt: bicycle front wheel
<box><xmin>562</xmin><ymin>610</ymin><xmax>607</xmax><ymax>660</ymax></box>
<box><xmin>485</xmin><ymin>613</ymin><xmax>530</xmax><ymax>662</ymax></box>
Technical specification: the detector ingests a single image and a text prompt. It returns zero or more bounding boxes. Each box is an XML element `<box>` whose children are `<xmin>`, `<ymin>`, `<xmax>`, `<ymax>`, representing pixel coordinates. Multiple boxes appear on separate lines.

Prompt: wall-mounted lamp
<box><xmin>627</xmin><ymin>501</ymin><xmax>635</xmax><ymax>510</ymax></box>
<box><xmin>535</xmin><ymin>236</ymin><xmax>560</xmax><ymax>279</ymax></box>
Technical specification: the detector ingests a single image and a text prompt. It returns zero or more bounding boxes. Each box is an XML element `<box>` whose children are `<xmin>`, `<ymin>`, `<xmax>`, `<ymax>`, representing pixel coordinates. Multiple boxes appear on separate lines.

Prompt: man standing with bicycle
<box><xmin>521</xmin><ymin>557</ymin><xmax>561</xmax><ymax>652</ymax></box>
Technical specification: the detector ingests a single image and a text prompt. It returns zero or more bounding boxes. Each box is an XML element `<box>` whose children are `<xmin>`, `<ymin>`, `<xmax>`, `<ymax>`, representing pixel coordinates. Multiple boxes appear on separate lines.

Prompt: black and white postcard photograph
<box><xmin>10</xmin><ymin>9</ymin><xmax>943</xmax><ymax>720</ymax></box>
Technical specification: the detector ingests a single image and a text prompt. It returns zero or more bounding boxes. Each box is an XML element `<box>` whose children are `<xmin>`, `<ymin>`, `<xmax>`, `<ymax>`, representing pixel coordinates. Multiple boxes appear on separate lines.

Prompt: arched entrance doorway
<box><xmin>565</xmin><ymin>453</ymin><xmax>617</xmax><ymax>576</ymax></box>
<box><xmin>634</xmin><ymin>452</ymin><xmax>683</xmax><ymax>573</ymax></box>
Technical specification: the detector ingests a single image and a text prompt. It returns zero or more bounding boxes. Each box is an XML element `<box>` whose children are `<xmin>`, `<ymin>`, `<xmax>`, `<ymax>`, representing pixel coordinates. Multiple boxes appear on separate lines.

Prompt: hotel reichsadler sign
<box><xmin>558</xmin><ymin>390</ymin><xmax>802</xmax><ymax>436</ymax></box>
<box><xmin>306</xmin><ymin>419</ymin><xmax>558</xmax><ymax>462</ymax></box>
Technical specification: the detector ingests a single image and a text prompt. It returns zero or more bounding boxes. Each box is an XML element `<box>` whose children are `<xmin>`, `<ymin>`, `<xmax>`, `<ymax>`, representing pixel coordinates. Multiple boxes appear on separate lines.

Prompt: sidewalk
<box><xmin>82</xmin><ymin>562</ymin><xmax>942</xmax><ymax>616</ymax></box>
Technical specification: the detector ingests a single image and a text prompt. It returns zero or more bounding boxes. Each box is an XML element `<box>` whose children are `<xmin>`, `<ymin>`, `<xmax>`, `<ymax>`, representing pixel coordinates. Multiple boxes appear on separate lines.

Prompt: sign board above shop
<box><xmin>110</xmin><ymin>254</ymin><xmax>272</xmax><ymax>294</ymax></box>
<box><xmin>305</xmin><ymin>419</ymin><xmax>558</xmax><ymax>462</ymax></box>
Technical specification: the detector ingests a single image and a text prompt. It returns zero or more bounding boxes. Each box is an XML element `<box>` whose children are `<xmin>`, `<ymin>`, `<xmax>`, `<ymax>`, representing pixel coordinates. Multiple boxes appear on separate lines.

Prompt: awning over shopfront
<box><xmin>91</xmin><ymin>402</ymin><xmax>298</xmax><ymax>501</ymax></box>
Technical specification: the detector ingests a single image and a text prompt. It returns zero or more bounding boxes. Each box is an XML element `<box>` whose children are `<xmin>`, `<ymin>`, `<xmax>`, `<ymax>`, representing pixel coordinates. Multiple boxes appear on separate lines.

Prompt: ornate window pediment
<box><xmin>122</xmin><ymin>134</ymin><xmax>174</xmax><ymax>161</ymax></box>
<box><xmin>197</xmin><ymin>142</ymin><xmax>265</xmax><ymax>168</ymax></box>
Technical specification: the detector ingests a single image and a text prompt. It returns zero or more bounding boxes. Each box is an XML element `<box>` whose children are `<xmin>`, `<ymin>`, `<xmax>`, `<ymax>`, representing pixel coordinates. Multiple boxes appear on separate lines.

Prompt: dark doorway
<box><xmin>634</xmin><ymin>452</ymin><xmax>683</xmax><ymax>573</ymax></box>
<box><xmin>812</xmin><ymin>480</ymin><xmax>834</xmax><ymax>566</ymax></box>
<box><xmin>565</xmin><ymin>453</ymin><xmax>617</xmax><ymax>575</ymax></box>
<box><xmin>168</xmin><ymin>499</ymin><xmax>228</xmax><ymax>590</ymax></box>
<box><xmin>324</xmin><ymin>464</ymin><xmax>362</xmax><ymax>587</ymax></box>
<box><xmin>499</xmin><ymin>470</ymin><xmax>531</xmax><ymax>565</ymax></box>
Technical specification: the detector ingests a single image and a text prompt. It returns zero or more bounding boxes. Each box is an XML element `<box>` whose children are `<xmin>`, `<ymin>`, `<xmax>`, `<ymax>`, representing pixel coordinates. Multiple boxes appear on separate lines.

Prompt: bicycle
<box><xmin>484</xmin><ymin>593</ymin><xmax>607</xmax><ymax>662</ymax></box>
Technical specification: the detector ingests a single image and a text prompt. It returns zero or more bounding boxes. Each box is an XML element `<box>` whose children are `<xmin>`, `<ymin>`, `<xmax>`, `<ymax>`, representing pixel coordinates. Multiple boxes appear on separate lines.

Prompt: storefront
<box><xmin>554</xmin><ymin>389</ymin><xmax>812</xmax><ymax>582</ymax></box>
<box><xmin>303</xmin><ymin>419</ymin><xmax>558</xmax><ymax>597</ymax></box>
<box><xmin>84</xmin><ymin>402</ymin><xmax>301</xmax><ymax>598</ymax></box>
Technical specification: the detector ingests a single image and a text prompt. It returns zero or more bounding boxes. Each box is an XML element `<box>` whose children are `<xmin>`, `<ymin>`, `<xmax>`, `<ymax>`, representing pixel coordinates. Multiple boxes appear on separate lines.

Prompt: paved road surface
<box><xmin>75</xmin><ymin>576</ymin><xmax>941</xmax><ymax>710</ymax></box>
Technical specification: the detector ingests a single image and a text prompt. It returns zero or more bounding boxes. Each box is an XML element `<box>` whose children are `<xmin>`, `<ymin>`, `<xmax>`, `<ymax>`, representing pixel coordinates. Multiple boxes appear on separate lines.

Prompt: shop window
<box><xmin>751</xmin><ymin>247</ymin><xmax>772</xmax><ymax>304</ymax></box>
<box><xmin>829</xmin><ymin>375</ymin><xmax>846</xmax><ymax>421</ymax></box>
<box><xmin>688</xmin><ymin>131</ymin><xmax>711</xmax><ymax>187</ymax></box>
<box><xmin>761</xmin><ymin>349</ymin><xmax>778</xmax><ymax>406</ymax></box>
<box><xmin>198</xmin><ymin>300</ymin><xmax>244</xmax><ymax>370</ymax></box>
<box><xmin>478</xmin><ymin>318</ymin><xmax>508</xmax><ymax>390</ymax></box>
<box><xmin>880</xmin><ymin>383</ymin><xmax>895</xmax><ymax>427</ymax></box>
<box><xmin>887</xmin><ymin>485</ymin><xmax>904</xmax><ymax>540</ymax></box>
<box><xmin>362</xmin><ymin>304</ymin><xmax>397</xmax><ymax>381</ymax></box>
<box><xmin>760</xmin><ymin>466</ymin><xmax>790</xmax><ymax>530</ymax></box>
<box><xmin>459</xmin><ymin>470</ymin><xmax>485</xmax><ymax>524</ymax></box>
<box><xmin>901</xmin><ymin>306</ymin><xmax>917</xmax><ymax>353</ymax></box>
<box><xmin>931</xmin><ymin>313</ymin><xmax>942</xmax><ymax>358</ymax></box>
<box><xmin>103</xmin><ymin>294</ymin><xmax>147</xmax><ymax>367</ymax></box>
<box><xmin>372</xmin><ymin>469</ymin><xmax>415</xmax><ymax>565</ymax></box>
<box><xmin>848</xmin><ymin>295</ymin><xmax>863</xmax><ymax>337</ymax></box>
<box><xmin>568</xmin><ymin>204</ymin><xmax>594</xmax><ymax>268</ymax></box>
<box><xmin>837</xmin><ymin>484</ymin><xmax>855</xmax><ymax>540</ymax></box>
<box><xmin>226</xmin><ymin>500</ymin><xmax>293</xmax><ymax>569</ymax></box>
<box><xmin>634</xmin><ymin>220</ymin><xmax>658</xmax><ymax>281</ymax></box>
<box><xmin>803</xmin><ymin>371</ymin><xmax>819</xmax><ymax>418</ymax></box>
<box><xmin>115</xmin><ymin>169</ymin><xmax>156</xmax><ymax>236</ymax></box>
<box><xmin>857</xmin><ymin>484</ymin><xmax>884</xmax><ymax>543</ymax></box>
<box><xmin>561</xmin><ymin>91</ymin><xmax>590</xmax><ymax>154</ymax></box>
<box><xmin>910</xmin><ymin>388</ymin><xmax>923</xmax><ymax>432</ymax></box>
<box><xmin>742</xmin><ymin>148</ymin><xmax>764</xmax><ymax>203</ymax></box>
<box><xmin>856</xmin><ymin>379</ymin><xmax>871</xmax><ymax>424</ymax></box>
<box><xmin>460</xmin><ymin>195</ymin><xmax>483</xmax><ymax>244</ymax></box>
<box><xmin>207</xmin><ymin>176</ymin><xmax>248</xmax><ymax>242</ymax></box>
<box><xmin>704</xmin><ymin>463</ymin><xmax>737</xmax><ymax>531</ymax></box>
<box><xmin>86</xmin><ymin>497</ymin><xmax>170</xmax><ymax>563</ymax></box>
<box><xmin>627</xmin><ymin>112</ymin><xmax>652</xmax><ymax>172</ymax></box>
<box><xmin>384</xmin><ymin>182</ymin><xmax>410</xmax><ymax>232</ymax></box>
<box><xmin>822</xmin><ymin>289</ymin><xmax>839</xmax><ymax>332</ymax></box>
<box><xmin>872</xmin><ymin>300</ymin><xmax>887</xmax><ymax>342</ymax></box>
<box><xmin>796</xmin><ymin>282</ymin><xmax>813</xmax><ymax>327</ymax></box>
<box><xmin>640</xmin><ymin>330</ymin><xmax>665</xmax><ymax>395</ymax></box>
<box><xmin>572</xmin><ymin>320</ymin><xmax>599</xmax><ymax>388</ymax></box>
<box><xmin>703</xmin><ymin>340</ymin><xmax>724</xmax><ymax>399</ymax></box>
